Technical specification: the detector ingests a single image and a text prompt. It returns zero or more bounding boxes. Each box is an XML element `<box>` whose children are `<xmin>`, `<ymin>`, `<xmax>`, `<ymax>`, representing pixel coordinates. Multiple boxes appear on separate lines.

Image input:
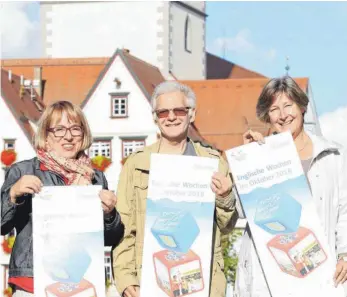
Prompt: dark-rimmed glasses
<box><xmin>47</xmin><ymin>126</ymin><xmax>84</xmax><ymax>138</ymax></box>
<box><xmin>155</xmin><ymin>107</ymin><xmax>190</xmax><ymax>119</ymax></box>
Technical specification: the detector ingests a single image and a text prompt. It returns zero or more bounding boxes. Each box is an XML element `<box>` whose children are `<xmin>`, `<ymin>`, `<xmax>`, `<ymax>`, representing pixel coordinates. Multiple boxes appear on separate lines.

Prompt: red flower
<box><xmin>91</xmin><ymin>156</ymin><xmax>112</xmax><ymax>172</ymax></box>
<box><xmin>1</xmin><ymin>150</ymin><xmax>17</xmax><ymax>167</ymax></box>
<box><xmin>4</xmin><ymin>287</ymin><xmax>13</xmax><ymax>297</ymax></box>
<box><xmin>2</xmin><ymin>235</ymin><xmax>15</xmax><ymax>254</ymax></box>
<box><xmin>120</xmin><ymin>156</ymin><xmax>129</xmax><ymax>166</ymax></box>
<box><xmin>2</xmin><ymin>239</ymin><xmax>12</xmax><ymax>254</ymax></box>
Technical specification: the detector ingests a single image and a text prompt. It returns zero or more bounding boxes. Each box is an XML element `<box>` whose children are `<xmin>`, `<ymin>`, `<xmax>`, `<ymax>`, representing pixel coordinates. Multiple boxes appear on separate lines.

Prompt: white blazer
<box><xmin>234</xmin><ymin>133</ymin><xmax>347</xmax><ymax>297</ymax></box>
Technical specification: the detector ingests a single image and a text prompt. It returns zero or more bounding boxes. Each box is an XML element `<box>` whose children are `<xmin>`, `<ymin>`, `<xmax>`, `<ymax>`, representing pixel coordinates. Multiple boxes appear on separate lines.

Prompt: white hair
<box><xmin>151</xmin><ymin>81</ymin><xmax>196</xmax><ymax>111</ymax></box>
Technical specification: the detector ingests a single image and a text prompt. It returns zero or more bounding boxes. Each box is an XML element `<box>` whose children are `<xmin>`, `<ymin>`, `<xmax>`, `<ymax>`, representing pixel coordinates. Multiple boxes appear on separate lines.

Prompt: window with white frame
<box><xmin>4</xmin><ymin>139</ymin><xmax>15</xmax><ymax>150</ymax></box>
<box><xmin>122</xmin><ymin>139</ymin><xmax>145</xmax><ymax>158</ymax></box>
<box><xmin>104</xmin><ymin>253</ymin><xmax>112</xmax><ymax>283</ymax></box>
<box><xmin>89</xmin><ymin>140</ymin><xmax>111</xmax><ymax>158</ymax></box>
<box><xmin>111</xmin><ymin>93</ymin><xmax>128</xmax><ymax>118</ymax></box>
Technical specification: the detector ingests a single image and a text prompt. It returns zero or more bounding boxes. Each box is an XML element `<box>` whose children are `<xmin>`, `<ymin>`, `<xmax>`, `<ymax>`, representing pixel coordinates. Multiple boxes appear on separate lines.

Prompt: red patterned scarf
<box><xmin>37</xmin><ymin>149</ymin><xmax>95</xmax><ymax>185</ymax></box>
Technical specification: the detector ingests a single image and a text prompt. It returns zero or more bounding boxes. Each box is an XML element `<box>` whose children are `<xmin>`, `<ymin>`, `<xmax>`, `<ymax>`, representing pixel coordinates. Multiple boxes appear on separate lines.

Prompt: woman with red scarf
<box><xmin>1</xmin><ymin>101</ymin><xmax>124</xmax><ymax>296</ymax></box>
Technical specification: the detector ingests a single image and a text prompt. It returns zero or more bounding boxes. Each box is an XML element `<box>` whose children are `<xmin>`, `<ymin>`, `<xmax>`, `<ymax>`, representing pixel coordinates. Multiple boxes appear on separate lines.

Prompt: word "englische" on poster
<box><xmin>236</xmin><ymin>160</ymin><xmax>293</xmax><ymax>190</ymax></box>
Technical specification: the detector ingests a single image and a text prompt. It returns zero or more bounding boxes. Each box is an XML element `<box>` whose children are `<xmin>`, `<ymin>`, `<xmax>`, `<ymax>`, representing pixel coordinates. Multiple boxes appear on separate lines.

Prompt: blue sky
<box><xmin>206</xmin><ymin>1</ymin><xmax>347</xmax><ymax>116</ymax></box>
<box><xmin>2</xmin><ymin>1</ymin><xmax>346</xmax><ymax>117</ymax></box>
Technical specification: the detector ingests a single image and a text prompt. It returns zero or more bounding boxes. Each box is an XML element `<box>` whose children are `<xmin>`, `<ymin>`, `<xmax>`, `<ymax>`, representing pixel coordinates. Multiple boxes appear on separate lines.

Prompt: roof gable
<box><xmin>121</xmin><ymin>50</ymin><xmax>165</xmax><ymax>99</ymax></box>
<box><xmin>81</xmin><ymin>49</ymin><xmax>165</xmax><ymax>108</ymax></box>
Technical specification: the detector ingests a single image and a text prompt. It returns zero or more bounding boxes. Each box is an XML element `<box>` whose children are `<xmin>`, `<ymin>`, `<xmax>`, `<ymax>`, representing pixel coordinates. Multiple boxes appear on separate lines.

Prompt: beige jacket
<box><xmin>113</xmin><ymin>139</ymin><xmax>238</xmax><ymax>296</ymax></box>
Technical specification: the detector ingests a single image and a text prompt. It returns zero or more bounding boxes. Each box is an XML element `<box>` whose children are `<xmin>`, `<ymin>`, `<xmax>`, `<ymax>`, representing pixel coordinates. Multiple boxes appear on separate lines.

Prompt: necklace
<box><xmin>296</xmin><ymin>133</ymin><xmax>308</xmax><ymax>152</ymax></box>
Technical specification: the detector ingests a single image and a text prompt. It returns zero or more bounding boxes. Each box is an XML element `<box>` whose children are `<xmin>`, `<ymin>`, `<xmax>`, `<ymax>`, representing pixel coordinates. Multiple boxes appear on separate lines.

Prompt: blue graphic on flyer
<box><xmin>240</xmin><ymin>175</ymin><xmax>311</xmax><ymax>234</ymax></box>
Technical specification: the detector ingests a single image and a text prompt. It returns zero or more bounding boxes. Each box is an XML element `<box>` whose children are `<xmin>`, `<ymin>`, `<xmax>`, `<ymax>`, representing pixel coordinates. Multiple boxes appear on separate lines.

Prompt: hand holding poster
<box><xmin>140</xmin><ymin>154</ymin><xmax>218</xmax><ymax>297</ymax></box>
<box><xmin>225</xmin><ymin>132</ymin><xmax>344</xmax><ymax>297</ymax></box>
<box><xmin>33</xmin><ymin>185</ymin><xmax>106</xmax><ymax>297</ymax></box>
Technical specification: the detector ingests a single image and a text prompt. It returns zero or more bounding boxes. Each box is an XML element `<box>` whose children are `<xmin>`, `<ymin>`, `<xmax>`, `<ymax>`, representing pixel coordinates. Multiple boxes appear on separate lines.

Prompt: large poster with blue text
<box><xmin>226</xmin><ymin>132</ymin><xmax>344</xmax><ymax>297</ymax></box>
<box><xmin>33</xmin><ymin>186</ymin><xmax>106</xmax><ymax>297</ymax></box>
<box><xmin>140</xmin><ymin>154</ymin><xmax>218</xmax><ymax>297</ymax></box>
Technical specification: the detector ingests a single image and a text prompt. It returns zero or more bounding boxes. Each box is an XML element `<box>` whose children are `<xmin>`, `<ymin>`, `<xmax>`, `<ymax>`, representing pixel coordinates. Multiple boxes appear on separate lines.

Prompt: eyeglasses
<box><xmin>47</xmin><ymin>126</ymin><xmax>84</xmax><ymax>138</ymax></box>
<box><xmin>155</xmin><ymin>107</ymin><xmax>190</xmax><ymax>119</ymax></box>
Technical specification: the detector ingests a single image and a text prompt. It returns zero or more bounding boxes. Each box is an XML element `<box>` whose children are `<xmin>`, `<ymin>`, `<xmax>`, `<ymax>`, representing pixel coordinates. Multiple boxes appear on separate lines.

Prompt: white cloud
<box><xmin>214</xmin><ymin>28</ymin><xmax>255</xmax><ymax>54</ymax></box>
<box><xmin>0</xmin><ymin>2</ymin><xmax>41</xmax><ymax>58</ymax></box>
<box><xmin>210</xmin><ymin>28</ymin><xmax>277</xmax><ymax>62</ymax></box>
<box><xmin>319</xmin><ymin>106</ymin><xmax>347</xmax><ymax>147</ymax></box>
<box><xmin>265</xmin><ymin>48</ymin><xmax>277</xmax><ymax>61</ymax></box>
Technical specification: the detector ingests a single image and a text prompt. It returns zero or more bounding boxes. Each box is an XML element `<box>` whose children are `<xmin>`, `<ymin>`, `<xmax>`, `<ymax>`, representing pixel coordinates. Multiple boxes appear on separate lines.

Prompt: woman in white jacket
<box><xmin>235</xmin><ymin>76</ymin><xmax>347</xmax><ymax>297</ymax></box>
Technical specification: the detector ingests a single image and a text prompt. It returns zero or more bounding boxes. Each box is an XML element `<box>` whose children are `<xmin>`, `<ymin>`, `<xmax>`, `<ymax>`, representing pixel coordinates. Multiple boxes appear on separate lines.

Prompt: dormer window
<box><xmin>110</xmin><ymin>92</ymin><xmax>129</xmax><ymax>118</ymax></box>
<box><xmin>4</xmin><ymin>139</ymin><xmax>15</xmax><ymax>150</ymax></box>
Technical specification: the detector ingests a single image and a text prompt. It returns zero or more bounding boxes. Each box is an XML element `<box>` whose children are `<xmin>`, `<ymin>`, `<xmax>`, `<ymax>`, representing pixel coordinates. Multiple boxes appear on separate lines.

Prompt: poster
<box><xmin>33</xmin><ymin>185</ymin><xmax>106</xmax><ymax>297</ymax></box>
<box><xmin>140</xmin><ymin>154</ymin><xmax>218</xmax><ymax>297</ymax></box>
<box><xmin>225</xmin><ymin>132</ymin><xmax>344</xmax><ymax>297</ymax></box>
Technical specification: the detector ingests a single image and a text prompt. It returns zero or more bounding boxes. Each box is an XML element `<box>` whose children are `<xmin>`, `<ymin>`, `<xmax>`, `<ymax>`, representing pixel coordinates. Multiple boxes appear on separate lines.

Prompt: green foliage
<box><xmin>222</xmin><ymin>229</ymin><xmax>243</xmax><ymax>284</ymax></box>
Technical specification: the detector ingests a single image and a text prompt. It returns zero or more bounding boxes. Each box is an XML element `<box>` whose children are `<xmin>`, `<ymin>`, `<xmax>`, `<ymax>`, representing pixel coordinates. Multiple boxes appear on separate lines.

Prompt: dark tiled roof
<box><xmin>182</xmin><ymin>77</ymin><xmax>309</xmax><ymax>151</ymax></box>
<box><xmin>1</xmin><ymin>69</ymin><xmax>45</xmax><ymax>143</ymax></box>
<box><xmin>1</xmin><ymin>57</ymin><xmax>108</xmax><ymax>106</ymax></box>
<box><xmin>2</xmin><ymin>49</ymin><xmax>166</xmax><ymax>107</ymax></box>
<box><xmin>206</xmin><ymin>52</ymin><xmax>266</xmax><ymax>79</ymax></box>
<box><xmin>122</xmin><ymin>50</ymin><xmax>165</xmax><ymax>99</ymax></box>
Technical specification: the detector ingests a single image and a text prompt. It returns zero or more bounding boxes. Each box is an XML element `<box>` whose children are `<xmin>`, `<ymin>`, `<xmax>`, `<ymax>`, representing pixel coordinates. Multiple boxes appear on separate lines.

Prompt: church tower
<box><xmin>40</xmin><ymin>1</ymin><xmax>206</xmax><ymax>79</ymax></box>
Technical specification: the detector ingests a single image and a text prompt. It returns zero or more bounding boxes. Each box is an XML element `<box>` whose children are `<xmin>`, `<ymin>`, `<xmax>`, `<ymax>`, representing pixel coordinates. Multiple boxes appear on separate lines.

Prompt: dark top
<box><xmin>301</xmin><ymin>158</ymin><xmax>312</xmax><ymax>190</ymax></box>
<box><xmin>183</xmin><ymin>140</ymin><xmax>197</xmax><ymax>156</ymax></box>
<box><xmin>301</xmin><ymin>158</ymin><xmax>312</xmax><ymax>176</ymax></box>
<box><xmin>1</xmin><ymin>157</ymin><xmax>124</xmax><ymax>278</ymax></box>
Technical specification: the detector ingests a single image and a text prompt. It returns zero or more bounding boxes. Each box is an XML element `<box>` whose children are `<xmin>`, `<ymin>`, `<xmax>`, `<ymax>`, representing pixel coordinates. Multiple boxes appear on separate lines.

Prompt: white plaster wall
<box><xmin>169</xmin><ymin>2</ymin><xmax>206</xmax><ymax>79</ymax></box>
<box><xmin>0</xmin><ymin>97</ymin><xmax>36</xmax><ymax>292</ymax></box>
<box><xmin>83</xmin><ymin>55</ymin><xmax>158</xmax><ymax>191</ymax></box>
<box><xmin>41</xmin><ymin>1</ymin><xmax>207</xmax><ymax>80</ymax></box>
<box><xmin>156</xmin><ymin>2</ymin><xmax>170</xmax><ymax>79</ymax></box>
<box><xmin>42</xmin><ymin>1</ymin><xmax>160</xmax><ymax>67</ymax></box>
<box><xmin>0</xmin><ymin>97</ymin><xmax>36</xmax><ymax>186</ymax></box>
<box><xmin>156</xmin><ymin>2</ymin><xmax>166</xmax><ymax>72</ymax></box>
<box><xmin>183</xmin><ymin>1</ymin><xmax>205</xmax><ymax>12</ymax></box>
